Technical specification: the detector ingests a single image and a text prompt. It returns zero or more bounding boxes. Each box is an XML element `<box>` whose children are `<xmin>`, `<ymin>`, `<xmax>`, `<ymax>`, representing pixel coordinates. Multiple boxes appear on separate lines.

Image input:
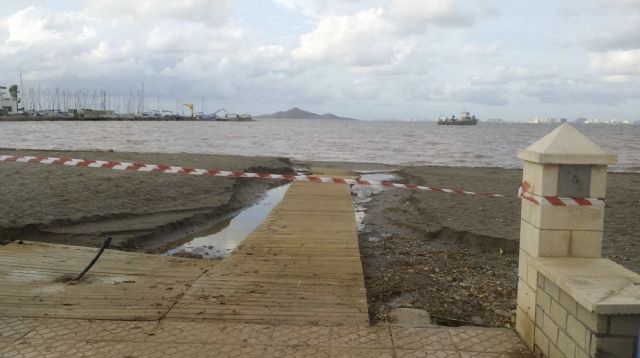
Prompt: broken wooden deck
<box><xmin>0</xmin><ymin>180</ymin><xmax>368</xmax><ymax>326</ymax></box>
<box><xmin>0</xmin><ymin>176</ymin><xmax>533</xmax><ymax>357</ymax></box>
<box><xmin>0</xmin><ymin>242</ymin><xmax>210</xmax><ymax>320</ymax></box>
<box><xmin>166</xmin><ymin>181</ymin><xmax>370</xmax><ymax>325</ymax></box>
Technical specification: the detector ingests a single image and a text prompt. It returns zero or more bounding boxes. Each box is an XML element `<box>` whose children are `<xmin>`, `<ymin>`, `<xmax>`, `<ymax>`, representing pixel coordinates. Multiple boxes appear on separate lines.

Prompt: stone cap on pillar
<box><xmin>533</xmin><ymin>257</ymin><xmax>640</xmax><ymax>315</ymax></box>
<box><xmin>518</xmin><ymin>124</ymin><xmax>617</xmax><ymax>165</ymax></box>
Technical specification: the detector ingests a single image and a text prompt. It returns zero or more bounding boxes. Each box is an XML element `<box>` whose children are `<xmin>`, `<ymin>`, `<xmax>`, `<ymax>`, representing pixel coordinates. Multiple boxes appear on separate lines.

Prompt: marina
<box><xmin>0</xmin><ymin>84</ymin><xmax>254</xmax><ymax>122</ymax></box>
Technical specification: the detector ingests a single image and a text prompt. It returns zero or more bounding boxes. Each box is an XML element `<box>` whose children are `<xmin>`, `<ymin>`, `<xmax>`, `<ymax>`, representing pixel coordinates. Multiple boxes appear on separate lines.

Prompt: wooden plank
<box><xmin>167</xmin><ymin>182</ymin><xmax>369</xmax><ymax>326</ymax></box>
<box><xmin>0</xmin><ymin>241</ymin><xmax>211</xmax><ymax>320</ymax></box>
<box><xmin>1</xmin><ymin>180</ymin><xmax>368</xmax><ymax>326</ymax></box>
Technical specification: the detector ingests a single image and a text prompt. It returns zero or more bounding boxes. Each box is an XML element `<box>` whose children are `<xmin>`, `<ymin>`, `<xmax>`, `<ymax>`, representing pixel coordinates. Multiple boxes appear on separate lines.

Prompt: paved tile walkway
<box><xmin>0</xmin><ymin>317</ymin><xmax>531</xmax><ymax>357</ymax></box>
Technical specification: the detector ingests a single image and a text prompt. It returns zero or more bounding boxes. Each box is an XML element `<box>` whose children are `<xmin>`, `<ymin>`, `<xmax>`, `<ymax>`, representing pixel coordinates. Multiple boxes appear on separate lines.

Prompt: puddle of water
<box><xmin>293</xmin><ymin>165</ymin><xmax>312</xmax><ymax>175</ymax></box>
<box><xmin>353</xmin><ymin>172</ymin><xmax>399</xmax><ymax>230</ymax></box>
<box><xmin>358</xmin><ymin>173</ymin><xmax>399</xmax><ymax>182</ymax></box>
<box><xmin>165</xmin><ymin>184</ymin><xmax>291</xmax><ymax>258</ymax></box>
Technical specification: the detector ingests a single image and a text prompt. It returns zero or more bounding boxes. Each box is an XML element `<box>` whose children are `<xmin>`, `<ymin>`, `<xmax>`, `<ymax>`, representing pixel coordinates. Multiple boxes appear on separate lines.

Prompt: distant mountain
<box><xmin>257</xmin><ymin>107</ymin><xmax>355</xmax><ymax>120</ymax></box>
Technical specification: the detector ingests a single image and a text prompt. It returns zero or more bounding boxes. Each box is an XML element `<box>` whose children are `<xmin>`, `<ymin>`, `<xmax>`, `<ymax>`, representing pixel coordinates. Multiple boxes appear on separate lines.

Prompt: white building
<box><xmin>0</xmin><ymin>85</ymin><xmax>19</xmax><ymax>115</ymax></box>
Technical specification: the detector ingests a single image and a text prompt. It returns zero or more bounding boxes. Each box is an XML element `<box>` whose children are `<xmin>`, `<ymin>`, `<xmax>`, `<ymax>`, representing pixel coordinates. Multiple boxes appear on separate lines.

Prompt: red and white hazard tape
<box><xmin>518</xmin><ymin>187</ymin><xmax>604</xmax><ymax>207</ymax></box>
<box><xmin>0</xmin><ymin>154</ymin><xmax>504</xmax><ymax>198</ymax></box>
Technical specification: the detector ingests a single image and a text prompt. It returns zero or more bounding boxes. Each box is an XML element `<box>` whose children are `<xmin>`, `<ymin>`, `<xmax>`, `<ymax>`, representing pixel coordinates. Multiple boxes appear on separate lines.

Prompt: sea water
<box><xmin>1</xmin><ymin>120</ymin><xmax>638</xmax><ymax>172</ymax></box>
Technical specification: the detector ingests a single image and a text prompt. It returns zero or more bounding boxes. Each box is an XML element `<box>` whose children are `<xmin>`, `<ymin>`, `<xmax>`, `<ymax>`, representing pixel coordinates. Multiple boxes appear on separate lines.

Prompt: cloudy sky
<box><xmin>1</xmin><ymin>0</ymin><xmax>639</xmax><ymax>120</ymax></box>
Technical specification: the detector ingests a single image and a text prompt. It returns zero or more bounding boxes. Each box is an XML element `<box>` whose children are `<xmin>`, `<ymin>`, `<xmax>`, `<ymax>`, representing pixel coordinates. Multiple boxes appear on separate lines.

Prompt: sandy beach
<box><xmin>358</xmin><ymin>165</ymin><xmax>640</xmax><ymax>327</ymax></box>
<box><xmin>1</xmin><ymin>149</ymin><xmax>638</xmax><ymax>328</ymax></box>
<box><xmin>0</xmin><ymin>149</ymin><xmax>292</xmax><ymax>250</ymax></box>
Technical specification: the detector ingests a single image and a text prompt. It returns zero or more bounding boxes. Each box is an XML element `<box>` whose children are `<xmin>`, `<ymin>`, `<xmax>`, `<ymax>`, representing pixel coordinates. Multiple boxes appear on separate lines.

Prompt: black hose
<box><xmin>75</xmin><ymin>236</ymin><xmax>112</xmax><ymax>281</ymax></box>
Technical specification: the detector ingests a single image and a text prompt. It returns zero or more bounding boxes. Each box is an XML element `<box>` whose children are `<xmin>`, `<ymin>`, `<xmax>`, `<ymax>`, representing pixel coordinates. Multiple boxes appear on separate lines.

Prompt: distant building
<box><xmin>0</xmin><ymin>85</ymin><xmax>19</xmax><ymax>115</ymax></box>
<box><xmin>529</xmin><ymin>117</ymin><xmax>558</xmax><ymax>124</ymax></box>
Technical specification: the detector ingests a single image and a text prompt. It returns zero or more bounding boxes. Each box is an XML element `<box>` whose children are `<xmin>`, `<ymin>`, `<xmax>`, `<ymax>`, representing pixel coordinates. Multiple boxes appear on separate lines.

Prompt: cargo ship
<box><xmin>438</xmin><ymin>110</ymin><xmax>478</xmax><ymax>125</ymax></box>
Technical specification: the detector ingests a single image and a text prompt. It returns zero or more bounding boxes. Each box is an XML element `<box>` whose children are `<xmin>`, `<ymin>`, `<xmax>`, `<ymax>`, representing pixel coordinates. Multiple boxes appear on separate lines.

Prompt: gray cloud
<box><xmin>86</xmin><ymin>0</ymin><xmax>235</xmax><ymax>25</ymax></box>
<box><xmin>446</xmin><ymin>85</ymin><xmax>509</xmax><ymax>106</ymax></box>
<box><xmin>0</xmin><ymin>0</ymin><xmax>638</xmax><ymax>120</ymax></box>
<box><xmin>523</xmin><ymin>78</ymin><xmax>640</xmax><ymax>106</ymax></box>
<box><xmin>585</xmin><ymin>22</ymin><xmax>640</xmax><ymax>52</ymax></box>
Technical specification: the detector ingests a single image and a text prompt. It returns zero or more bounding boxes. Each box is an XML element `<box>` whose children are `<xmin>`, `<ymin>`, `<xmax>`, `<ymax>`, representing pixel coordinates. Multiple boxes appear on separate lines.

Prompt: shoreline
<box><xmin>0</xmin><ymin>149</ymin><xmax>293</xmax><ymax>251</ymax></box>
<box><xmin>2</xmin><ymin>146</ymin><xmax>638</xmax><ymax>175</ymax></box>
<box><xmin>1</xmin><ymin>148</ymin><xmax>638</xmax><ymax>328</ymax></box>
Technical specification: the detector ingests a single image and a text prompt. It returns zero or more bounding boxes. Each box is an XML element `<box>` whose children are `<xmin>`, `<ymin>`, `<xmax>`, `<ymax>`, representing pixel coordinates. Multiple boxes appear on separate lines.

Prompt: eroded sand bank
<box><xmin>0</xmin><ymin>149</ymin><xmax>292</xmax><ymax>251</ymax></box>
<box><xmin>307</xmin><ymin>162</ymin><xmax>640</xmax><ymax>327</ymax></box>
<box><xmin>1</xmin><ymin>150</ymin><xmax>638</xmax><ymax>328</ymax></box>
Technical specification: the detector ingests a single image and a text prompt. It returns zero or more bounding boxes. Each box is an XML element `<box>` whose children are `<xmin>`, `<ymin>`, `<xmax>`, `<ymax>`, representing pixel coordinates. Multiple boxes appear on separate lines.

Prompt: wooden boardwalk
<box><xmin>167</xmin><ymin>181</ymin><xmax>370</xmax><ymax>326</ymax></box>
<box><xmin>0</xmin><ymin>242</ymin><xmax>210</xmax><ymax>320</ymax></box>
<box><xmin>0</xmin><ymin>177</ymin><xmax>533</xmax><ymax>357</ymax></box>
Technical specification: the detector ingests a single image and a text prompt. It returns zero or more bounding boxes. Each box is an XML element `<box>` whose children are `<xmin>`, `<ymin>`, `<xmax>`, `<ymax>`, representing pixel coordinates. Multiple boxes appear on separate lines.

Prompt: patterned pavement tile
<box><xmin>0</xmin><ymin>339</ymin><xmax>71</xmax><ymax>358</ymax></box>
<box><xmin>213</xmin><ymin>344</ymin><xmax>270</xmax><ymax>357</ymax></box>
<box><xmin>396</xmin><ymin>350</ymin><xmax>461</xmax><ymax>358</ymax></box>
<box><xmin>331</xmin><ymin>347</ymin><xmax>395</xmax><ymax>358</ymax></box>
<box><xmin>271</xmin><ymin>325</ymin><xmax>332</xmax><ymax>346</ymax></box>
<box><xmin>0</xmin><ymin>317</ymin><xmax>39</xmax><ymax>339</ymax></box>
<box><xmin>0</xmin><ymin>339</ymin><xmax>11</xmax><ymax>354</ymax></box>
<box><xmin>450</xmin><ymin>329</ymin><xmax>529</xmax><ymax>354</ymax></box>
<box><xmin>23</xmin><ymin>319</ymin><xmax>157</xmax><ymax>341</ymax></box>
<box><xmin>331</xmin><ymin>326</ymin><xmax>392</xmax><ymax>348</ymax></box>
<box><xmin>149</xmin><ymin>321</ymin><xmax>274</xmax><ymax>345</ymax></box>
<box><xmin>0</xmin><ymin>338</ymin><xmax>11</xmax><ymax>353</ymax></box>
<box><xmin>62</xmin><ymin>341</ymin><xmax>268</xmax><ymax>357</ymax></box>
<box><xmin>459</xmin><ymin>352</ymin><xmax>534</xmax><ymax>358</ymax></box>
<box><xmin>392</xmin><ymin>328</ymin><xmax>456</xmax><ymax>351</ymax></box>
<box><xmin>265</xmin><ymin>345</ymin><xmax>332</xmax><ymax>358</ymax></box>
<box><xmin>21</xmin><ymin>319</ymin><xmax>88</xmax><ymax>340</ymax></box>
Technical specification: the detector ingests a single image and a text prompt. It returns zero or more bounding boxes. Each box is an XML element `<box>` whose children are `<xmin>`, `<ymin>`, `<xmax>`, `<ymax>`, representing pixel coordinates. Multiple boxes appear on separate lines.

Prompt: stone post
<box><xmin>514</xmin><ymin>124</ymin><xmax>618</xmax><ymax>353</ymax></box>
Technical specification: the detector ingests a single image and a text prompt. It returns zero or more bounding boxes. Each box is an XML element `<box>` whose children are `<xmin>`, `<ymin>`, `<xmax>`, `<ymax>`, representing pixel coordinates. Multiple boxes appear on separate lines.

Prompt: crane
<box><xmin>183</xmin><ymin>103</ymin><xmax>194</xmax><ymax>118</ymax></box>
<box><xmin>213</xmin><ymin>108</ymin><xmax>227</xmax><ymax>119</ymax></box>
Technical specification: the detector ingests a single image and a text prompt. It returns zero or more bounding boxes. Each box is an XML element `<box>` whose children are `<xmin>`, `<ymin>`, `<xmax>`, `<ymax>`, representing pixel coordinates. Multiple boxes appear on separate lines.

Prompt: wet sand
<box><xmin>0</xmin><ymin>149</ymin><xmax>292</xmax><ymax>250</ymax></box>
<box><xmin>1</xmin><ymin>150</ymin><xmax>638</xmax><ymax>328</ymax></box>
<box><xmin>358</xmin><ymin>166</ymin><xmax>640</xmax><ymax>327</ymax></box>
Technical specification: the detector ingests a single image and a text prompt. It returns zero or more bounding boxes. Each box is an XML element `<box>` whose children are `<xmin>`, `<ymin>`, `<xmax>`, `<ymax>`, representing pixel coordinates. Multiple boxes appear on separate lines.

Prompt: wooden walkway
<box><xmin>0</xmin><ymin>242</ymin><xmax>210</xmax><ymax>320</ymax></box>
<box><xmin>0</xmin><ymin>177</ymin><xmax>533</xmax><ymax>357</ymax></box>
<box><xmin>167</xmin><ymin>181</ymin><xmax>370</xmax><ymax>326</ymax></box>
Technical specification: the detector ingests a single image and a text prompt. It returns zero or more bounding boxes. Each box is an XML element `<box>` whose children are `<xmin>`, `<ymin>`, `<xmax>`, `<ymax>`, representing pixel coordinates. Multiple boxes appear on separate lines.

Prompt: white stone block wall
<box><xmin>533</xmin><ymin>274</ymin><xmax>639</xmax><ymax>358</ymax></box>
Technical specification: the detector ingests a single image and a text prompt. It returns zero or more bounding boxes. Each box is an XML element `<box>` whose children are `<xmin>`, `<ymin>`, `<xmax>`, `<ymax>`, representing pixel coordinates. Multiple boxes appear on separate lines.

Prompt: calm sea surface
<box><xmin>0</xmin><ymin>120</ymin><xmax>638</xmax><ymax>172</ymax></box>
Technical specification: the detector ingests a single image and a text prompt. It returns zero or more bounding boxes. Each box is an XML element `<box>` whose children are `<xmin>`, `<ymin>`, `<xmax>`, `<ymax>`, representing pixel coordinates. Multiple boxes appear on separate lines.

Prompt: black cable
<box><xmin>75</xmin><ymin>237</ymin><xmax>112</xmax><ymax>281</ymax></box>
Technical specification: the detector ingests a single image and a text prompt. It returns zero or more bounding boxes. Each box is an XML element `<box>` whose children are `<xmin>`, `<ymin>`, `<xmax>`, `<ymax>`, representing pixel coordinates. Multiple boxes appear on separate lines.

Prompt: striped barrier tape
<box><xmin>518</xmin><ymin>183</ymin><xmax>604</xmax><ymax>207</ymax></box>
<box><xmin>0</xmin><ymin>154</ymin><xmax>503</xmax><ymax>198</ymax></box>
<box><xmin>0</xmin><ymin>154</ymin><xmax>606</xmax><ymax>205</ymax></box>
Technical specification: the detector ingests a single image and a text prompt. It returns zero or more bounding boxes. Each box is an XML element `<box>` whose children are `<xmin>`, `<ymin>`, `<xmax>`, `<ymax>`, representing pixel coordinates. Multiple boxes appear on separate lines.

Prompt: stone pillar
<box><xmin>514</xmin><ymin>124</ymin><xmax>617</xmax><ymax>350</ymax></box>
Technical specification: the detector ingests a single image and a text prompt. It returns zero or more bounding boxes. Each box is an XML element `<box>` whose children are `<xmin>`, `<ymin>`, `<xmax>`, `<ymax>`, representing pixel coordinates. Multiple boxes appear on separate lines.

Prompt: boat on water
<box><xmin>216</xmin><ymin>113</ymin><xmax>253</xmax><ymax>121</ymax></box>
<box><xmin>438</xmin><ymin>110</ymin><xmax>478</xmax><ymax>125</ymax></box>
<box><xmin>212</xmin><ymin>108</ymin><xmax>254</xmax><ymax>121</ymax></box>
